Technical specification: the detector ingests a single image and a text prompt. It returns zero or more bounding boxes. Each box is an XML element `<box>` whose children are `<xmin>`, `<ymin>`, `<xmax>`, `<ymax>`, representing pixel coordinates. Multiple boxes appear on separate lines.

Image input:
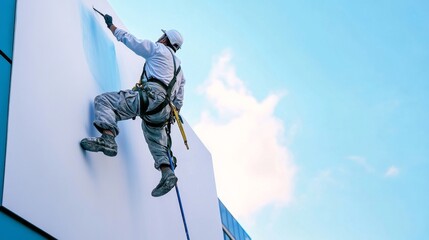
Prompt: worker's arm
<box><xmin>113</xmin><ymin>29</ymin><xmax>156</xmax><ymax>59</ymax></box>
<box><xmin>103</xmin><ymin>14</ymin><xmax>155</xmax><ymax>59</ymax></box>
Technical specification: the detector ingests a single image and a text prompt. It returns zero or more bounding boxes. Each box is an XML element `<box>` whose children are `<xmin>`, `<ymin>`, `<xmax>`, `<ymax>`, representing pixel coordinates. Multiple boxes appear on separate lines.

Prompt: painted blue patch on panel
<box><xmin>0</xmin><ymin>58</ymin><xmax>11</xmax><ymax>203</ymax></box>
<box><xmin>0</xmin><ymin>0</ymin><xmax>16</xmax><ymax>58</ymax></box>
<box><xmin>79</xmin><ymin>4</ymin><xmax>120</xmax><ymax>92</ymax></box>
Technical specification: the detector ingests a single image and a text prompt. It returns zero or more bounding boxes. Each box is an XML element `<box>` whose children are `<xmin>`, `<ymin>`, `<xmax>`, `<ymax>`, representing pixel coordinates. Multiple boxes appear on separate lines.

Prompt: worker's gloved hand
<box><xmin>169</xmin><ymin>112</ymin><xmax>176</xmax><ymax>125</ymax></box>
<box><xmin>104</xmin><ymin>14</ymin><xmax>113</xmax><ymax>28</ymax></box>
<box><xmin>169</xmin><ymin>112</ymin><xmax>184</xmax><ymax>125</ymax></box>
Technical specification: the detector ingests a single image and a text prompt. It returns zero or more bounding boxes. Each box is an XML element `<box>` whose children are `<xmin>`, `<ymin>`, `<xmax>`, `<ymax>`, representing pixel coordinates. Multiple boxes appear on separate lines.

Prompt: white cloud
<box><xmin>193</xmin><ymin>50</ymin><xmax>296</xmax><ymax>218</ymax></box>
<box><xmin>385</xmin><ymin>166</ymin><xmax>400</xmax><ymax>177</ymax></box>
<box><xmin>347</xmin><ymin>155</ymin><xmax>374</xmax><ymax>173</ymax></box>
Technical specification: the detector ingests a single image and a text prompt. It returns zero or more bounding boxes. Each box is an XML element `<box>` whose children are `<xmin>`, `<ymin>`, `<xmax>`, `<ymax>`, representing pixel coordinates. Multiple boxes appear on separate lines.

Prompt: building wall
<box><xmin>1</xmin><ymin>0</ymin><xmax>47</xmax><ymax>238</ymax></box>
<box><xmin>219</xmin><ymin>200</ymin><xmax>251</xmax><ymax>240</ymax></box>
<box><xmin>1</xmin><ymin>0</ymin><xmax>223</xmax><ymax>239</ymax></box>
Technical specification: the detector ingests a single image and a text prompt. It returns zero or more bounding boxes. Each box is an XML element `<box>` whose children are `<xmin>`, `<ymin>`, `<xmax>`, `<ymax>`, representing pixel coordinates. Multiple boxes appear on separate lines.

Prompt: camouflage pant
<box><xmin>92</xmin><ymin>83</ymin><xmax>171</xmax><ymax>169</ymax></box>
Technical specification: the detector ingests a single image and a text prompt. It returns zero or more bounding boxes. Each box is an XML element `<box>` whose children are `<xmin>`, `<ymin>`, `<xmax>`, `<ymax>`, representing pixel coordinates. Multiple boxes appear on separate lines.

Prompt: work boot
<box><xmin>151</xmin><ymin>171</ymin><xmax>178</xmax><ymax>197</ymax></box>
<box><xmin>80</xmin><ymin>134</ymin><xmax>118</xmax><ymax>157</ymax></box>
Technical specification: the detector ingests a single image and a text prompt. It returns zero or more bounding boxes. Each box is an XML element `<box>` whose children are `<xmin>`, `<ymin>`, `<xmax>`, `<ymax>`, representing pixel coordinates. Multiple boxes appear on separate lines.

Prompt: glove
<box><xmin>169</xmin><ymin>111</ymin><xmax>176</xmax><ymax>125</ymax></box>
<box><xmin>104</xmin><ymin>14</ymin><xmax>113</xmax><ymax>28</ymax></box>
<box><xmin>169</xmin><ymin>110</ymin><xmax>184</xmax><ymax>125</ymax></box>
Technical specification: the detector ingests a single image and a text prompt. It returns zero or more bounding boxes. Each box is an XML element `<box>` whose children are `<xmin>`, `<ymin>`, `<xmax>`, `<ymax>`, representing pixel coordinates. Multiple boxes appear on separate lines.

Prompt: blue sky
<box><xmin>108</xmin><ymin>0</ymin><xmax>429</xmax><ymax>239</ymax></box>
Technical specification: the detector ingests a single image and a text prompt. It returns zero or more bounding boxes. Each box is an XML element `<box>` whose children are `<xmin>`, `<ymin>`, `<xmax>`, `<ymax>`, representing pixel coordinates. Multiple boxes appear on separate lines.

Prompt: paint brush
<box><xmin>92</xmin><ymin>6</ymin><xmax>105</xmax><ymax>17</ymax></box>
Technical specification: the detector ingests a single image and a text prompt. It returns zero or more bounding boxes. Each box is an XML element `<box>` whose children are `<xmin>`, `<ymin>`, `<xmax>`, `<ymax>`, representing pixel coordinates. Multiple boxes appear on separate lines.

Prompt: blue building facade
<box><xmin>219</xmin><ymin>200</ymin><xmax>251</xmax><ymax>240</ymax></box>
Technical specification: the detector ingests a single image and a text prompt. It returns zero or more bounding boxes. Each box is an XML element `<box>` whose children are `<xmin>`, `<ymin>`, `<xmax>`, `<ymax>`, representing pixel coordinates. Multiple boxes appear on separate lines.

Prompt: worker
<box><xmin>80</xmin><ymin>13</ymin><xmax>186</xmax><ymax>197</ymax></box>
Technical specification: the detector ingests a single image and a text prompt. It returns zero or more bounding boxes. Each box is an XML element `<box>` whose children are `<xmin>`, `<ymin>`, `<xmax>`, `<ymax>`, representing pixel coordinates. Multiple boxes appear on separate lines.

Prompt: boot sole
<box><xmin>151</xmin><ymin>175</ymin><xmax>178</xmax><ymax>197</ymax></box>
<box><xmin>80</xmin><ymin>139</ymin><xmax>117</xmax><ymax>157</ymax></box>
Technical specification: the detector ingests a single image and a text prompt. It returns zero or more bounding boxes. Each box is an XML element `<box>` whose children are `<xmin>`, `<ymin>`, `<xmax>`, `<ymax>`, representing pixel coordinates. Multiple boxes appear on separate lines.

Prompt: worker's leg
<box><xmin>93</xmin><ymin>90</ymin><xmax>140</xmax><ymax>136</ymax></box>
<box><xmin>141</xmin><ymin>121</ymin><xmax>170</xmax><ymax>170</ymax></box>
<box><xmin>81</xmin><ymin>90</ymin><xmax>140</xmax><ymax>156</ymax></box>
<box><xmin>141</xmin><ymin>111</ymin><xmax>178</xmax><ymax>197</ymax></box>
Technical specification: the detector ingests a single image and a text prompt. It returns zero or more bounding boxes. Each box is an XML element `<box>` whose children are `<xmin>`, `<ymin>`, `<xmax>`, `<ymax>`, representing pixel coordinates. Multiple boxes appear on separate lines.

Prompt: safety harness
<box><xmin>135</xmin><ymin>47</ymin><xmax>181</xmax><ymax>128</ymax></box>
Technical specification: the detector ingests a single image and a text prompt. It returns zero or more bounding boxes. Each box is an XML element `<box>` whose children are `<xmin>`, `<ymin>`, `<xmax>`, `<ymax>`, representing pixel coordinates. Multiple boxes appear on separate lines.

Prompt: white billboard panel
<box><xmin>3</xmin><ymin>0</ymin><xmax>223</xmax><ymax>239</ymax></box>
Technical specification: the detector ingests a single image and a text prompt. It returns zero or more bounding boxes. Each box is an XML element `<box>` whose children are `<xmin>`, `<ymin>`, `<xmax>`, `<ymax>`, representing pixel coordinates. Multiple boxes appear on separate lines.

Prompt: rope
<box><xmin>167</xmin><ymin>149</ymin><xmax>191</xmax><ymax>240</ymax></box>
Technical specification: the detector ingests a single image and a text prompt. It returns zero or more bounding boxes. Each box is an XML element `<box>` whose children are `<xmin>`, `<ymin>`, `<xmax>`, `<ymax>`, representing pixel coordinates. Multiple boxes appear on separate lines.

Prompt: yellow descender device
<box><xmin>169</xmin><ymin>102</ymin><xmax>189</xmax><ymax>150</ymax></box>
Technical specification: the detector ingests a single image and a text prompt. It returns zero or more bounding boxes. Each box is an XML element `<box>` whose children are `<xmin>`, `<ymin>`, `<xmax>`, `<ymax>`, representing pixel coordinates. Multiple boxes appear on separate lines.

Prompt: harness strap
<box><xmin>144</xmin><ymin>119</ymin><xmax>168</xmax><ymax>128</ymax></box>
<box><xmin>145</xmin><ymin>65</ymin><xmax>181</xmax><ymax>116</ymax></box>
<box><xmin>147</xmin><ymin>78</ymin><xmax>168</xmax><ymax>90</ymax></box>
<box><xmin>141</xmin><ymin>47</ymin><xmax>181</xmax><ymax>117</ymax></box>
<box><xmin>138</xmin><ymin>88</ymin><xmax>149</xmax><ymax>114</ymax></box>
<box><xmin>139</xmin><ymin>62</ymin><xmax>148</xmax><ymax>84</ymax></box>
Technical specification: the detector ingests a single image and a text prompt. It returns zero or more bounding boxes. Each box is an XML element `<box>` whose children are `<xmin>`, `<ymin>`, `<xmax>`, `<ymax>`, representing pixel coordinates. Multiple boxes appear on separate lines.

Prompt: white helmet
<box><xmin>162</xmin><ymin>29</ymin><xmax>183</xmax><ymax>51</ymax></box>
